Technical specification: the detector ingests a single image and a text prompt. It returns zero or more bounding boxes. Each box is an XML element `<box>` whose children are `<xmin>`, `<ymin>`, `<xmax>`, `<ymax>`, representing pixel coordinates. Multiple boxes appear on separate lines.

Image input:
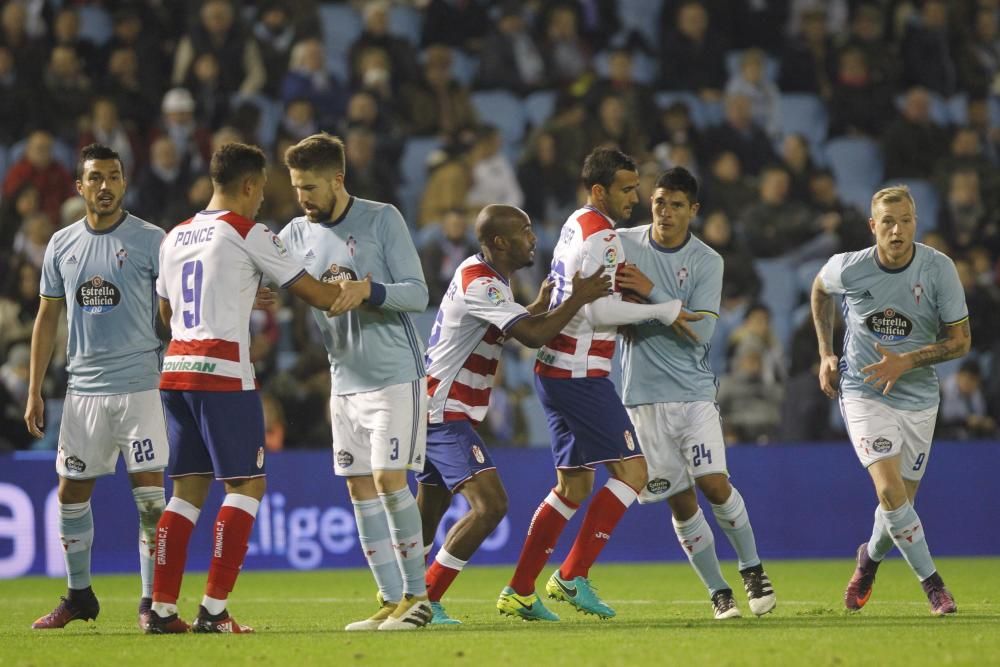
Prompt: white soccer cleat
<box><xmin>711</xmin><ymin>589</ymin><xmax>742</xmax><ymax>620</ymax></box>
<box><xmin>378</xmin><ymin>594</ymin><xmax>432</xmax><ymax>631</ymax></box>
<box><xmin>740</xmin><ymin>565</ymin><xmax>776</xmax><ymax>616</ymax></box>
<box><xmin>345</xmin><ymin>600</ymin><xmax>397</xmax><ymax>631</ymax></box>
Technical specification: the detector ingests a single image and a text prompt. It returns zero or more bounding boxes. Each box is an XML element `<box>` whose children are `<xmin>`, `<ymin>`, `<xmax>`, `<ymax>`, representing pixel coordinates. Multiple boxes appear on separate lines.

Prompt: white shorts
<box><xmin>627</xmin><ymin>401</ymin><xmax>728</xmax><ymax>504</ymax></box>
<box><xmin>57</xmin><ymin>389</ymin><xmax>169</xmax><ymax>480</ymax></box>
<box><xmin>330</xmin><ymin>378</ymin><xmax>427</xmax><ymax>476</ymax></box>
<box><xmin>839</xmin><ymin>395</ymin><xmax>937</xmax><ymax>481</ymax></box>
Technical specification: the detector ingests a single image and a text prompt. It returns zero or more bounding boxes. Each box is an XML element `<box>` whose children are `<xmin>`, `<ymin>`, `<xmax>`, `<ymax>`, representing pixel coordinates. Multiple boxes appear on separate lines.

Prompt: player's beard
<box><xmin>90</xmin><ymin>192</ymin><xmax>122</xmax><ymax>220</ymax></box>
<box><xmin>305</xmin><ymin>192</ymin><xmax>336</xmax><ymax>222</ymax></box>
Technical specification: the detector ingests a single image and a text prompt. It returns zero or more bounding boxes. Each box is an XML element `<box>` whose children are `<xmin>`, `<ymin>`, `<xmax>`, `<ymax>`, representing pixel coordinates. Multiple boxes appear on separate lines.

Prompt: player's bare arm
<box><xmin>810</xmin><ymin>275</ymin><xmax>840</xmax><ymax>398</ymax></box>
<box><xmin>525</xmin><ymin>278</ymin><xmax>554</xmax><ymax>316</ymax></box>
<box><xmin>24</xmin><ymin>297</ymin><xmax>63</xmax><ymax>438</ymax></box>
<box><xmin>862</xmin><ymin>319</ymin><xmax>971</xmax><ymax>396</ymax></box>
<box><xmin>508</xmin><ymin>267</ymin><xmax>611</xmax><ymax>348</ymax></box>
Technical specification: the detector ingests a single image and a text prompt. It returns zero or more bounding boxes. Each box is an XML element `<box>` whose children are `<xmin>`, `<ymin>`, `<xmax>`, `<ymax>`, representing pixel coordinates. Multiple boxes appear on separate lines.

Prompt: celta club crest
<box><xmin>913</xmin><ymin>283</ymin><xmax>923</xmax><ymax>305</ymax></box>
<box><xmin>347</xmin><ymin>235</ymin><xmax>357</xmax><ymax>257</ymax></box>
<box><xmin>116</xmin><ymin>248</ymin><xmax>128</xmax><ymax>268</ymax></box>
<box><xmin>677</xmin><ymin>266</ymin><xmax>689</xmax><ymax>288</ymax></box>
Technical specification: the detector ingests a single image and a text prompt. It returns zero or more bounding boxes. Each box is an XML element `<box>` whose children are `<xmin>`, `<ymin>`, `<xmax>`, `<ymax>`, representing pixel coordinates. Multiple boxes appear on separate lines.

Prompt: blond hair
<box><xmin>870</xmin><ymin>185</ymin><xmax>916</xmax><ymax>219</ymax></box>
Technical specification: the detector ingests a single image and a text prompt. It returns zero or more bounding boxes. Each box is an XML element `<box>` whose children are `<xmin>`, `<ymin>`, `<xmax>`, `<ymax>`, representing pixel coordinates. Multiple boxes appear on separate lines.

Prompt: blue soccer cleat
<box><xmin>429</xmin><ymin>601</ymin><xmax>462</xmax><ymax>625</ymax></box>
<box><xmin>496</xmin><ymin>586</ymin><xmax>560</xmax><ymax>622</ymax></box>
<box><xmin>545</xmin><ymin>572</ymin><xmax>616</xmax><ymax>619</ymax></box>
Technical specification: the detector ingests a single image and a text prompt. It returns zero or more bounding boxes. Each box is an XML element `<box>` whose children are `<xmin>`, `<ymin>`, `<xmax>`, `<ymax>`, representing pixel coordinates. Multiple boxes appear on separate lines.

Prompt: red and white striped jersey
<box><xmin>157</xmin><ymin>210</ymin><xmax>307</xmax><ymax>391</ymax></box>
<box><xmin>535</xmin><ymin>206</ymin><xmax>624</xmax><ymax>379</ymax></box>
<box><xmin>425</xmin><ymin>254</ymin><xmax>529</xmax><ymax>424</ymax></box>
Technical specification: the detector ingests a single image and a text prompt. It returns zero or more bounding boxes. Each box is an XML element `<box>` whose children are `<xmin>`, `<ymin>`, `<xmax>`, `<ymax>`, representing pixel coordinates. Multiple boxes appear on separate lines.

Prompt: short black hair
<box><xmin>77</xmin><ymin>143</ymin><xmax>123</xmax><ymax>179</ymax></box>
<box><xmin>581</xmin><ymin>147</ymin><xmax>637</xmax><ymax>190</ymax></box>
<box><xmin>284</xmin><ymin>132</ymin><xmax>345</xmax><ymax>175</ymax></box>
<box><xmin>654</xmin><ymin>167</ymin><xmax>699</xmax><ymax>203</ymax></box>
<box><xmin>210</xmin><ymin>142</ymin><xmax>266</xmax><ymax>191</ymax></box>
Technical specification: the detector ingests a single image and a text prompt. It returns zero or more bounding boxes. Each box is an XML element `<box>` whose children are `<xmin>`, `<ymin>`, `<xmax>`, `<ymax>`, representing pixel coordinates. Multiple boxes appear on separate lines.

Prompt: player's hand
<box><xmin>24</xmin><ymin>394</ymin><xmax>45</xmax><ymax>438</ymax></box>
<box><xmin>615</xmin><ymin>263</ymin><xmax>654</xmax><ymax>299</ymax></box>
<box><xmin>571</xmin><ymin>266</ymin><xmax>612</xmax><ymax>304</ymax></box>
<box><xmin>818</xmin><ymin>353</ymin><xmax>840</xmax><ymax>398</ymax></box>
<box><xmin>861</xmin><ymin>342</ymin><xmax>910</xmax><ymax>396</ymax></box>
<box><xmin>530</xmin><ymin>277</ymin><xmax>554</xmax><ymax>312</ymax></box>
<box><xmin>326</xmin><ymin>276</ymin><xmax>371</xmax><ymax>316</ymax></box>
<box><xmin>253</xmin><ymin>286</ymin><xmax>277</xmax><ymax>310</ymax></box>
<box><xmin>670</xmin><ymin>309</ymin><xmax>703</xmax><ymax>344</ymax></box>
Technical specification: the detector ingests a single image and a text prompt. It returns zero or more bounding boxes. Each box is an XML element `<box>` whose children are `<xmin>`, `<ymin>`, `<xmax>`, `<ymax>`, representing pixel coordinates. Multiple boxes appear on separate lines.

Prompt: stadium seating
<box><xmin>389</xmin><ymin>4</ymin><xmax>423</xmax><ymax>46</ymax></box>
<box><xmin>779</xmin><ymin>93</ymin><xmax>828</xmax><ymax>150</ymax></box>
<box><xmin>397</xmin><ymin>136</ymin><xmax>444</xmax><ymax>226</ymax></box>
<box><xmin>471</xmin><ymin>90</ymin><xmax>526</xmax><ymax>146</ymax></box>
<box><xmin>319</xmin><ymin>4</ymin><xmax>363</xmax><ymax>83</ymax></box>
<box><xmin>893</xmin><ymin>92</ymin><xmax>951</xmax><ymax>126</ymax></box>
<box><xmin>654</xmin><ymin>91</ymin><xmax>713</xmax><ymax>129</ymax></box>
<box><xmin>754</xmin><ymin>258</ymin><xmax>800</xmax><ymax>347</ymax></box>
<box><xmin>524</xmin><ymin>90</ymin><xmax>557</xmax><ymax>128</ymax></box>
<box><xmin>593</xmin><ymin>49</ymin><xmax>658</xmax><ymax>85</ymax></box>
<box><xmin>449</xmin><ymin>49</ymin><xmax>479</xmax><ymax>87</ymax></box>
<box><xmin>616</xmin><ymin>0</ymin><xmax>664</xmax><ymax>51</ymax></box>
<box><xmin>825</xmin><ymin>137</ymin><xmax>884</xmax><ymax>211</ymax></box>
<box><xmin>77</xmin><ymin>5</ymin><xmax>113</xmax><ymax>46</ymax></box>
<box><xmin>230</xmin><ymin>93</ymin><xmax>282</xmax><ymax>150</ymax></box>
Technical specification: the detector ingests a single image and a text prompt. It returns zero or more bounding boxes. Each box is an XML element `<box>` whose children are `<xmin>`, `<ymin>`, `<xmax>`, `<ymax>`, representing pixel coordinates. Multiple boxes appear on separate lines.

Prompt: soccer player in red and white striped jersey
<box><xmin>497</xmin><ymin>148</ymin><xmax>702</xmax><ymax>621</ymax></box>
<box><xmin>417</xmin><ymin>205</ymin><xmax>610</xmax><ymax>624</ymax></box>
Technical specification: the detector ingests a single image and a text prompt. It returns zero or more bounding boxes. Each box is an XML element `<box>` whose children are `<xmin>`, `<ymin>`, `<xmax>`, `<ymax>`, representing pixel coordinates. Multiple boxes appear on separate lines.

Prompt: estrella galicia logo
<box><xmin>336</xmin><ymin>449</ymin><xmax>354</xmax><ymax>468</ymax></box>
<box><xmin>76</xmin><ymin>275</ymin><xmax>121</xmax><ymax>314</ymax></box>
<box><xmin>865</xmin><ymin>308</ymin><xmax>913</xmax><ymax>342</ymax></box>
<box><xmin>647</xmin><ymin>478</ymin><xmax>671</xmax><ymax>495</ymax></box>
<box><xmin>871</xmin><ymin>437</ymin><xmax>893</xmax><ymax>454</ymax></box>
<box><xmin>321</xmin><ymin>263</ymin><xmax>358</xmax><ymax>283</ymax></box>
<box><xmin>65</xmin><ymin>456</ymin><xmax>87</xmax><ymax>473</ymax></box>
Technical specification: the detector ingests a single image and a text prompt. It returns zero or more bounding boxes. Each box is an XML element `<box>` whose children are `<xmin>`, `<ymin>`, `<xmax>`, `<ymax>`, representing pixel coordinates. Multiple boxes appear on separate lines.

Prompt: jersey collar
<box><xmin>83</xmin><ymin>210</ymin><xmax>129</xmax><ymax>235</ymax></box>
<box><xmin>320</xmin><ymin>196</ymin><xmax>356</xmax><ymax>228</ymax></box>
<box><xmin>648</xmin><ymin>229</ymin><xmax>691</xmax><ymax>254</ymax></box>
<box><xmin>873</xmin><ymin>243</ymin><xmax>917</xmax><ymax>274</ymax></box>
<box><xmin>475</xmin><ymin>253</ymin><xmax>509</xmax><ymax>284</ymax></box>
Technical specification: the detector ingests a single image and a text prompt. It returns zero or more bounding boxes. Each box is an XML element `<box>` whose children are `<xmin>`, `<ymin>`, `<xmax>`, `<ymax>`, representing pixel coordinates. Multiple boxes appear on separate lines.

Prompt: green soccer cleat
<box><xmin>545</xmin><ymin>572</ymin><xmax>616</xmax><ymax>619</ymax></box>
<box><xmin>496</xmin><ymin>586</ymin><xmax>560</xmax><ymax>622</ymax></box>
<box><xmin>429</xmin><ymin>601</ymin><xmax>462</xmax><ymax>625</ymax></box>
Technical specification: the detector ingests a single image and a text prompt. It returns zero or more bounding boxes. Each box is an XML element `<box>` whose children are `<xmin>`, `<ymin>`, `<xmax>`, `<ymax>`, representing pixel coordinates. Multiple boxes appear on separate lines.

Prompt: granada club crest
<box><xmin>471</xmin><ymin>445</ymin><xmax>485</xmax><ymax>464</ymax></box>
<box><xmin>256</xmin><ymin>446</ymin><xmax>265</xmax><ymax>469</ymax></box>
<box><xmin>624</xmin><ymin>430</ymin><xmax>636</xmax><ymax>451</ymax></box>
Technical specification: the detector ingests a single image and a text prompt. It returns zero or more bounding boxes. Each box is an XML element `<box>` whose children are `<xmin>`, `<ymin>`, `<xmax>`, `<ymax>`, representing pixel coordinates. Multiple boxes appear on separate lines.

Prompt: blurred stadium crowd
<box><xmin>0</xmin><ymin>0</ymin><xmax>997</xmax><ymax>451</ymax></box>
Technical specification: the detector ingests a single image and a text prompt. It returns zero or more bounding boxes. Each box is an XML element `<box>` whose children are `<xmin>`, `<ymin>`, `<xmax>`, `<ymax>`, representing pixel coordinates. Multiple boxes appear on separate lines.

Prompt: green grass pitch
<box><xmin>3</xmin><ymin>558</ymin><xmax>999</xmax><ymax>667</ymax></box>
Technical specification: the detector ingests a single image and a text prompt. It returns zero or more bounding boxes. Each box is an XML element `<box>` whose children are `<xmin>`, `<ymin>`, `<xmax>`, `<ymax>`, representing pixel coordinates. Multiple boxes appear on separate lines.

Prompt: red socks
<box><xmin>151</xmin><ymin>500</ymin><xmax>199</xmax><ymax>605</ymax></box>
<box><xmin>560</xmin><ymin>478</ymin><xmax>638</xmax><ymax>580</ymax></box>
<box><xmin>204</xmin><ymin>495</ymin><xmax>259</xmax><ymax>600</ymax></box>
<box><xmin>509</xmin><ymin>490</ymin><xmax>579</xmax><ymax>595</ymax></box>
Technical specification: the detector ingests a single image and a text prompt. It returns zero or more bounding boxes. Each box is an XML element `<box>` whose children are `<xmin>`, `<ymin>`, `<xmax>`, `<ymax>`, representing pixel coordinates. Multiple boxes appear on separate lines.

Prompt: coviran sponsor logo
<box><xmin>163</xmin><ymin>360</ymin><xmax>218</xmax><ymax>372</ymax></box>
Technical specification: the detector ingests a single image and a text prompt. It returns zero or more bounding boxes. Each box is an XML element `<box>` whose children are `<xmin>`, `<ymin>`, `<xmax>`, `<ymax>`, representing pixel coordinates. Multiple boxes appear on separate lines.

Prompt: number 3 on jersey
<box><xmin>182</xmin><ymin>260</ymin><xmax>204</xmax><ymax>327</ymax></box>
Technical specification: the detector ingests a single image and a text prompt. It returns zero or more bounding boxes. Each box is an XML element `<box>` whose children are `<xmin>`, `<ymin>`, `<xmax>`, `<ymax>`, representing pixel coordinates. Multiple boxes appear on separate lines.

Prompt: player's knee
<box><xmin>698</xmin><ymin>476</ymin><xmax>732</xmax><ymax>505</ymax></box>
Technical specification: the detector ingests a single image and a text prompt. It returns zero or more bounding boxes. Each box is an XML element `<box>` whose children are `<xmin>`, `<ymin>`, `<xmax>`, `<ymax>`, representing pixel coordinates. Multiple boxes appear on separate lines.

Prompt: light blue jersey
<box><xmin>39</xmin><ymin>213</ymin><xmax>165</xmax><ymax>394</ymax></box>
<box><xmin>618</xmin><ymin>228</ymin><xmax>722</xmax><ymax>406</ymax></box>
<box><xmin>279</xmin><ymin>197</ymin><xmax>428</xmax><ymax>394</ymax></box>
<box><xmin>818</xmin><ymin>243</ymin><xmax>968</xmax><ymax>410</ymax></box>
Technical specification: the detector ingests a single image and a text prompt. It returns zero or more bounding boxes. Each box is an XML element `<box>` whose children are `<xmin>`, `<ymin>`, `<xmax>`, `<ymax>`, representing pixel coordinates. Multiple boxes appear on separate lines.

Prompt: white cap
<box><xmin>162</xmin><ymin>88</ymin><xmax>196</xmax><ymax>114</ymax></box>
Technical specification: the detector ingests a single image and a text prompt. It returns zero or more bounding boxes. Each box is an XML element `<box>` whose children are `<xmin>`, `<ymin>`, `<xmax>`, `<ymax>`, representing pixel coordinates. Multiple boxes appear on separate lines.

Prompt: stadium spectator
<box><xmin>649</xmin><ymin>101</ymin><xmax>702</xmax><ymax>158</ymax></box>
<box><xmin>833</xmin><ymin>3</ymin><xmax>898</xmax><ymax>88</ymax></box>
<box><xmin>939</xmin><ymin>361</ymin><xmax>996</xmax><ymax>439</ymax></box>
<box><xmin>518</xmin><ymin>131</ymin><xmax>579</xmax><ymax>226</ymax></box>
<box><xmin>932</xmin><ymin>127</ymin><xmax>1000</xmax><ymax>220</ymax></box>
<box><xmin>780</xmin><ymin>134</ymin><xmax>818</xmax><ymax>204</ymax></box>
<box><xmin>343</xmin><ymin>125</ymin><xmax>398</xmax><ymax>207</ymax></box>
<box><xmin>659</xmin><ymin>1</ymin><xmax>727</xmax><ymax>100</ymax></box>
<box><xmin>536</xmin><ymin>91</ymin><xmax>591</xmax><ymax>169</ymax></box>
<box><xmin>419</xmin><ymin>140</ymin><xmax>472</xmax><ymax>227</ymax></box>
<box><xmin>717</xmin><ymin>347</ymin><xmax>784</xmax><ymax>443</ymax></box>
<box><xmin>349</xmin><ymin>1</ymin><xmax>419</xmax><ymax>93</ymax></box>
<box><xmin>828</xmin><ymin>46</ymin><xmax>894</xmax><ymax>139</ymax></box>
<box><xmin>882</xmin><ymin>87</ymin><xmax>951</xmax><ymax>180</ymax></box>
<box><xmin>807</xmin><ymin>169</ymin><xmax>872</xmax><ymax>253</ymax></box>
<box><xmin>253</xmin><ymin>2</ymin><xmax>311</xmax><ymax>98</ymax></box>
<box><xmin>2</xmin><ymin>130</ymin><xmax>75</xmax><ymax>228</ymax></box>
<box><xmin>0</xmin><ymin>0</ymin><xmax>46</xmax><ymax>80</ymax></box>
<box><xmin>149</xmin><ymin>88</ymin><xmax>212</xmax><ymax>176</ymax></box>
<box><xmin>725</xmin><ymin>48</ymin><xmax>781</xmax><ymax>139</ymax></box>
<box><xmin>592</xmin><ymin>49</ymin><xmax>658</xmax><ymax>137</ymax></box>
<box><xmin>476</xmin><ymin>2</ymin><xmax>547</xmax><ymax>94</ymax></box>
<box><xmin>422</xmin><ymin>0</ymin><xmax>491</xmax><ymax>52</ymax></box>
<box><xmin>48</xmin><ymin>7</ymin><xmax>100</xmax><ymax>80</ymax></box>
<box><xmin>778</xmin><ymin>7</ymin><xmax>835</xmax><ymax>98</ymax></box>
<box><xmin>400</xmin><ymin>44</ymin><xmax>478</xmax><ymax>137</ymax></box>
<box><xmin>100</xmin><ymin>46</ymin><xmax>158</xmax><ymax>134</ymax></box>
<box><xmin>419</xmin><ymin>208</ymin><xmax>478</xmax><ymax>306</ymax></box>
<box><xmin>955</xmin><ymin>257</ymin><xmax>1000</xmax><ymax>358</ymax></box>
<box><xmin>42</xmin><ymin>45</ymin><xmax>93</xmax><ymax>144</ymax></box>
<box><xmin>281</xmin><ymin>38</ymin><xmax>347</xmax><ymax>132</ymax></box>
<box><xmin>699</xmin><ymin>209</ymin><xmax>760</xmax><ymax>307</ymax></box>
<box><xmin>0</xmin><ymin>45</ymin><xmax>33</xmax><ymax>145</ymax></box>
<box><xmin>586</xmin><ymin>93</ymin><xmax>647</xmax><ymax>158</ymax></box>
<box><xmin>132</xmin><ymin>137</ymin><xmax>195</xmax><ymax>231</ymax></box>
<box><xmin>539</xmin><ymin>3</ymin><xmax>591</xmax><ymax>87</ymax></box>
<box><xmin>700</xmin><ymin>151</ymin><xmax>755</xmax><ymax>221</ymax></box>
<box><xmin>900</xmin><ymin>0</ymin><xmax>957</xmax><ymax>96</ymax></box>
<box><xmin>182</xmin><ymin>52</ymin><xmax>231</xmax><ymax>131</ymax></box>
<box><xmin>938</xmin><ymin>170</ymin><xmax>992</xmax><ymax>253</ymax></box>
<box><xmin>172</xmin><ymin>0</ymin><xmax>265</xmax><ymax>96</ymax></box>
<box><xmin>0</xmin><ymin>256</ymin><xmax>41</xmax><ymax>361</ymax></box>
<box><xmin>0</xmin><ymin>343</ymin><xmax>32</xmax><ymax>451</ymax></box>
<box><xmin>739</xmin><ymin>165</ymin><xmax>820</xmax><ymax>258</ymax></box>
<box><xmin>465</xmin><ymin>125</ymin><xmax>523</xmax><ymax>211</ymax></box>
<box><xmin>699</xmin><ymin>93</ymin><xmax>777</xmax><ymax>177</ymax></box>
<box><xmin>77</xmin><ymin>98</ymin><xmax>141</xmax><ymax>181</ymax></box>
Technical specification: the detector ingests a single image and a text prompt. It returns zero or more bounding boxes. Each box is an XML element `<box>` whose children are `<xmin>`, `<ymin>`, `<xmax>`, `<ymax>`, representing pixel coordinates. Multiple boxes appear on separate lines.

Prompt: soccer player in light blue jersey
<box><xmin>280</xmin><ymin>133</ymin><xmax>433</xmax><ymax>630</ymax></box>
<box><xmin>25</xmin><ymin>144</ymin><xmax>168</xmax><ymax>630</ymax></box>
<box><xmin>616</xmin><ymin>167</ymin><xmax>776</xmax><ymax>619</ymax></box>
<box><xmin>811</xmin><ymin>185</ymin><xmax>970</xmax><ymax>616</ymax></box>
